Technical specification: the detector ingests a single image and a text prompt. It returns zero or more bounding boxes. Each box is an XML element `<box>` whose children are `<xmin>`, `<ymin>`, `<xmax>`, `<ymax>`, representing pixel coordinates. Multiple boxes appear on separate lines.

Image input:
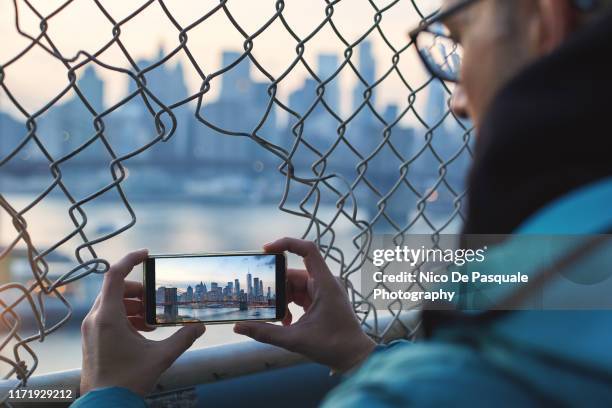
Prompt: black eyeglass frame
<box><xmin>409</xmin><ymin>0</ymin><xmax>601</xmax><ymax>83</ymax></box>
<box><xmin>408</xmin><ymin>0</ymin><xmax>481</xmax><ymax>83</ymax></box>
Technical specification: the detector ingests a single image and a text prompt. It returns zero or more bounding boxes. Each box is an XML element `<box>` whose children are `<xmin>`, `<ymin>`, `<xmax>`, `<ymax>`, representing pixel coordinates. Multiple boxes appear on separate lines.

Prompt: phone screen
<box><xmin>144</xmin><ymin>253</ymin><xmax>286</xmax><ymax>325</ymax></box>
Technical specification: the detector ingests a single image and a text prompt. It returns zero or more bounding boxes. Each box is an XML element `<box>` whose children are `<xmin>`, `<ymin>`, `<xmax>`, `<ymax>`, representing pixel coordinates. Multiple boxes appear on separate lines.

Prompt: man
<box><xmin>73</xmin><ymin>0</ymin><xmax>612</xmax><ymax>406</ymax></box>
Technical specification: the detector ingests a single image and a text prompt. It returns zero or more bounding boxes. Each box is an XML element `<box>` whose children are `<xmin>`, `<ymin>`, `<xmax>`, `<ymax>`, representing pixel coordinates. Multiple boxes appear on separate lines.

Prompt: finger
<box><xmin>82</xmin><ymin>293</ymin><xmax>102</xmax><ymax>327</ymax></box>
<box><xmin>286</xmin><ymin>269</ymin><xmax>308</xmax><ymax>299</ymax></box>
<box><xmin>158</xmin><ymin>324</ymin><xmax>206</xmax><ymax>367</ymax></box>
<box><xmin>282</xmin><ymin>309</ymin><xmax>293</xmax><ymax>326</ymax></box>
<box><xmin>101</xmin><ymin>249</ymin><xmax>148</xmax><ymax>304</ymax></box>
<box><xmin>264</xmin><ymin>238</ymin><xmax>331</xmax><ymax>280</ymax></box>
<box><xmin>286</xmin><ymin>269</ymin><xmax>312</xmax><ymax>309</ymax></box>
<box><xmin>124</xmin><ymin>281</ymin><xmax>144</xmax><ymax>299</ymax></box>
<box><xmin>292</xmin><ymin>291</ymin><xmax>312</xmax><ymax>311</ymax></box>
<box><xmin>124</xmin><ymin>298</ymin><xmax>143</xmax><ymax>315</ymax></box>
<box><xmin>128</xmin><ymin>316</ymin><xmax>156</xmax><ymax>332</ymax></box>
<box><xmin>89</xmin><ymin>292</ymin><xmax>102</xmax><ymax>313</ymax></box>
<box><xmin>233</xmin><ymin>322</ymin><xmax>294</xmax><ymax>350</ymax></box>
<box><xmin>287</xmin><ymin>269</ymin><xmax>308</xmax><ymax>289</ymax></box>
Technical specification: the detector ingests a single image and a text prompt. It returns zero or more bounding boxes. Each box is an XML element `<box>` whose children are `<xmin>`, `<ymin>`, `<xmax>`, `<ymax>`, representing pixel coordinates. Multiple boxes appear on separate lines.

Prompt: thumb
<box><xmin>234</xmin><ymin>322</ymin><xmax>293</xmax><ymax>350</ymax></box>
<box><xmin>158</xmin><ymin>324</ymin><xmax>206</xmax><ymax>367</ymax></box>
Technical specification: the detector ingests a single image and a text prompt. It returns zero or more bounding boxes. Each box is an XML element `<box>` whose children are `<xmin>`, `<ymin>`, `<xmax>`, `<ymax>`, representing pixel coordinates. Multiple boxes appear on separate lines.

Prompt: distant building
<box><xmin>79</xmin><ymin>65</ymin><xmax>105</xmax><ymax>113</ymax></box>
<box><xmin>192</xmin><ymin>50</ymin><xmax>277</xmax><ymax>164</ymax></box>
<box><xmin>234</xmin><ymin>278</ymin><xmax>240</xmax><ymax>297</ymax></box>
<box><xmin>247</xmin><ymin>272</ymin><xmax>253</xmax><ymax>299</ymax></box>
<box><xmin>35</xmin><ymin>65</ymin><xmax>106</xmax><ymax>160</ymax></box>
<box><xmin>352</xmin><ymin>40</ymin><xmax>376</xmax><ymax>113</ymax></box>
<box><xmin>163</xmin><ymin>287</ymin><xmax>178</xmax><ymax>321</ymax></box>
<box><xmin>317</xmin><ymin>54</ymin><xmax>340</xmax><ymax>112</ymax></box>
<box><xmin>156</xmin><ymin>286</ymin><xmax>166</xmax><ymax>303</ymax></box>
<box><xmin>0</xmin><ymin>113</ymin><xmax>23</xmax><ymax>159</ymax></box>
<box><xmin>226</xmin><ymin>281</ymin><xmax>233</xmax><ymax>299</ymax></box>
<box><xmin>125</xmin><ymin>46</ymin><xmax>192</xmax><ymax>162</ymax></box>
<box><xmin>195</xmin><ymin>281</ymin><xmax>207</xmax><ymax>302</ymax></box>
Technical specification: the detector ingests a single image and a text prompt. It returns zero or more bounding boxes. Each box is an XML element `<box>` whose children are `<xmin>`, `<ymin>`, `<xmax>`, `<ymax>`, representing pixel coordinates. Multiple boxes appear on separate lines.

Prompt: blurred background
<box><xmin>0</xmin><ymin>0</ymin><xmax>471</xmax><ymax>375</ymax></box>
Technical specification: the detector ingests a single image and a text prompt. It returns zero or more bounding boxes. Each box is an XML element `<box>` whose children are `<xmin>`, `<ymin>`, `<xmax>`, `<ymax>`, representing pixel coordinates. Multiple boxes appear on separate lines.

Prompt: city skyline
<box><xmin>0</xmin><ymin>0</ymin><xmax>440</xmax><ymax>122</ymax></box>
<box><xmin>0</xmin><ymin>0</ymin><xmax>470</xmax><ymax>251</ymax></box>
<box><xmin>0</xmin><ymin>42</ymin><xmax>463</xmax><ymax>170</ymax></box>
<box><xmin>155</xmin><ymin>281</ymin><xmax>274</xmax><ymax>296</ymax></box>
<box><xmin>155</xmin><ymin>257</ymin><xmax>277</xmax><ymax>323</ymax></box>
<box><xmin>0</xmin><ymin>38</ymin><xmax>470</xmax><ymax>229</ymax></box>
<box><xmin>154</xmin><ymin>254</ymin><xmax>276</xmax><ymax>292</ymax></box>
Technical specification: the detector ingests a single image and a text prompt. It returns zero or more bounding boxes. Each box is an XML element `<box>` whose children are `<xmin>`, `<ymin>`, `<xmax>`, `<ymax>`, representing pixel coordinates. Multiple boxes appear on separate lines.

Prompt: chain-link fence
<box><xmin>0</xmin><ymin>0</ymin><xmax>473</xmax><ymax>392</ymax></box>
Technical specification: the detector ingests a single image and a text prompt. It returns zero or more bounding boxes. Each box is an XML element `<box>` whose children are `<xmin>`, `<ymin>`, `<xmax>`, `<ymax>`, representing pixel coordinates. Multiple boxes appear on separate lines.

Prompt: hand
<box><xmin>233</xmin><ymin>238</ymin><xmax>375</xmax><ymax>373</ymax></box>
<box><xmin>80</xmin><ymin>249</ymin><xmax>206</xmax><ymax>396</ymax></box>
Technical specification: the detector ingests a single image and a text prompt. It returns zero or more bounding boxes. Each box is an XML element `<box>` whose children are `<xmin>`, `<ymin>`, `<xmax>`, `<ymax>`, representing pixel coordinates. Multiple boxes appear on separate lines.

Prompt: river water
<box><xmin>0</xmin><ymin>194</ymin><xmax>356</xmax><ymax>373</ymax></box>
<box><xmin>0</xmin><ymin>193</ymin><xmax>459</xmax><ymax>374</ymax></box>
<box><xmin>156</xmin><ymin>306</ymin><xmax>277</xmax><ymax>322</ymax></box>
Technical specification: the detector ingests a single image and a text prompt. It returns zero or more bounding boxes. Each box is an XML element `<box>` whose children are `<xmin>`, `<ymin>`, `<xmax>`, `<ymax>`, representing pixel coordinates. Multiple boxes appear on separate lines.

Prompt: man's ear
<box><xmin>534</xmin><ymin>0</ymin><xmax>579</xmax><ymax>54</ymax></box>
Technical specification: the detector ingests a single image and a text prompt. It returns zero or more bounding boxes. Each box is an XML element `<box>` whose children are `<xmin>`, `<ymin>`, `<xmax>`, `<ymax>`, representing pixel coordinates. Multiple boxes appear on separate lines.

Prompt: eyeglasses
<box><xmin>409</xmin><ymin>0</ymin><xmax>481</xmax><ymax>83</ymax></box>
<box><xmin>409</xmin><ymin>0</ymin><xmax>600</xmax><ymax>83</ymax></box>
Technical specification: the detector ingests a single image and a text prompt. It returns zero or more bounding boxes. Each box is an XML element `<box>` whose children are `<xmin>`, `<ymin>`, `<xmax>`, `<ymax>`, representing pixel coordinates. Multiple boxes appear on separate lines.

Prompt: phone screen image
<box><xmin>145</xmin><ymin>253</ymin><xmax>285</xmax><ymax>325</ymax></box>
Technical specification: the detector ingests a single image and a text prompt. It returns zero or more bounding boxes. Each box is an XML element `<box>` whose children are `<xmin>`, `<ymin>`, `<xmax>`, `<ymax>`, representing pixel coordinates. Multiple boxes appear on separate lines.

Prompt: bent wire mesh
<box><xmin>0</xmin><ymin>0</ymin><xmax>473</xmax><ymax>393</ymax></box>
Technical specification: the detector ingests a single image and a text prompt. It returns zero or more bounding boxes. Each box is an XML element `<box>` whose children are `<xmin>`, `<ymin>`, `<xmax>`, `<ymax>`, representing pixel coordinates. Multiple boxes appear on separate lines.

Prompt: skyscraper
<box><xmin>195</xmin><ymin>281</ymin><xmax>206</xmax><ymax>301</ymax></box>
<box><xmin>220</xmin><ymin>51</ymin><xmax>252</xmax><ymax>103</ymax></box>
<box><xmin>317</xmin><ymin>54</ymin><xmax>340</xmax><ymax>113</ymax></box>
<box><xmin>0</xmin><ymin>113</ymin><xmax>24</xmax><ymax>160</ymax></box>
<box><xmin>259</xmin><ymin>280</ymin><xmax>264</xmax><ymax>299</ymax></box>
<box><xmin>352</xmin><ymin>40</ymin><xmax>376</xmax><ymax>112</ymax></box>
<box><xmin>425</xmin><ymin>72</ymin><xmax>447</xmax><ymax>128</ymax></box>
<box><xmin>36</xmin><ymin>64</ymin><xmax>107</xmax><ymax>159</ymax></box>
<box><xmin>288</xmin><ymin>78</ymin><xmax>317</xmax><ymax>116</ymax></box>
<box><xmin>79</xmin><ymin>65</ymin><xmax>105</xmax><ymax>113</ymax></box>
<box><xmin>349</xmin><ymin>40</ymin><xmax>381</xmax><ymax>160</ymax></box>
<box><xmin>125</xmin><ymin>45</ymin><xmax>191</xmax><ymax>162</ymax></box>
<box><xmin>163</xmin><ymin>287</ymin><xmax>178</xmax><ymax>321</ymax></box>
<box><xmin>193</xmin><ymin>50</ymin><xmax>270</xmax><ymax>163</ymax></box>
<box><xmin>186</xmin><ymin>285</ymin><xmax>193</xmax><ymax>302</ymax></box>
<box><xmin>247</xmin><ymin>272</ymin><xmax>253</xmax><ymax>299</ymax></box>
<box><xmin>253</xmin><ymin>277</ymin><xmax>260</xmax><ymax>298</ymax></box>
<box><xmin>234</xmin><ymin>278</ymin><xmax>240</xmax><ymax>297</ymax></box>
<box><xmin>156</xmin><ymin>286</ymin><xmax>166</xmax><ymax>303</ymax></box>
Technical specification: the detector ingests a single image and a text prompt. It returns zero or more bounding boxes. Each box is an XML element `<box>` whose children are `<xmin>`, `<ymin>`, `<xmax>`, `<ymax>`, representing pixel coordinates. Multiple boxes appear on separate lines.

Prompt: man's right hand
<box><xmin>233</xmin><ymin>237</ymin><xmax>376</xmax><ymax>373</ymax></box>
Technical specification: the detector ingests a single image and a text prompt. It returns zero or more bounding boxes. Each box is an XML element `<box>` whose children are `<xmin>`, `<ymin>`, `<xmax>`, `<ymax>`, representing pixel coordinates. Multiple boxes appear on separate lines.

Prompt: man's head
<box><xmin>441</xmin><ymin>0</ymin><xmax>611</xmax><ymax>130</ymax></box>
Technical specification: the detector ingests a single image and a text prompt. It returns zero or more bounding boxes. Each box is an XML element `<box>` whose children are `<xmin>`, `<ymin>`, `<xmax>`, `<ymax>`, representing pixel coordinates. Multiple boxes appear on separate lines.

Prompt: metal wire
<box><xmin>0</xmin><ymin>0</ymin><xmax>473</xmax><ymax>395</ymax></box>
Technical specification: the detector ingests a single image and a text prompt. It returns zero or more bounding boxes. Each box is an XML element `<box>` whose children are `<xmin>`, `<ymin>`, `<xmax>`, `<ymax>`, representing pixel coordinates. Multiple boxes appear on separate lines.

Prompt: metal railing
<box><xmin>0</xmin><ymin>0</ymin><xmax>473</xmax><ymax>398</ymax></box>
<box><xmin>2</xmin><ymin>312</ymin><xmax>419</xmax><ymax>406</ymax></box>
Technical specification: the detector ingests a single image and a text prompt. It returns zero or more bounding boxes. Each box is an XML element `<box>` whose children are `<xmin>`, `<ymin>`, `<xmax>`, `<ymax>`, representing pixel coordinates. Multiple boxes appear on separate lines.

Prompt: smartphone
<box><xmin>143</xmin><ymin>252</ymin><xmax>287</xmax><ymax>326</ymax></box>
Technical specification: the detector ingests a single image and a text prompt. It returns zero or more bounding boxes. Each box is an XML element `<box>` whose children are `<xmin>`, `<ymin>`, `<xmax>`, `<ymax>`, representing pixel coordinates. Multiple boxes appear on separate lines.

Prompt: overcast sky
<box><xmin>155</xmin><ymin>253</ymin><xmax>276</xmax><ymax>293</ymax></box>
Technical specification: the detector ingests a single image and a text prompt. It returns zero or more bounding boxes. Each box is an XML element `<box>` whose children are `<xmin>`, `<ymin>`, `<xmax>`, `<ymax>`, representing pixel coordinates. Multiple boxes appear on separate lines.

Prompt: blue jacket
<box><xmin>72</xmin><ymin>178</ymin><xmax>612</xmax><ymax>407</ymax></box>
<box><xmin>322</xmin><ymin>177</ymin><xmax>612</xmax><ymax>407</ymax></box>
